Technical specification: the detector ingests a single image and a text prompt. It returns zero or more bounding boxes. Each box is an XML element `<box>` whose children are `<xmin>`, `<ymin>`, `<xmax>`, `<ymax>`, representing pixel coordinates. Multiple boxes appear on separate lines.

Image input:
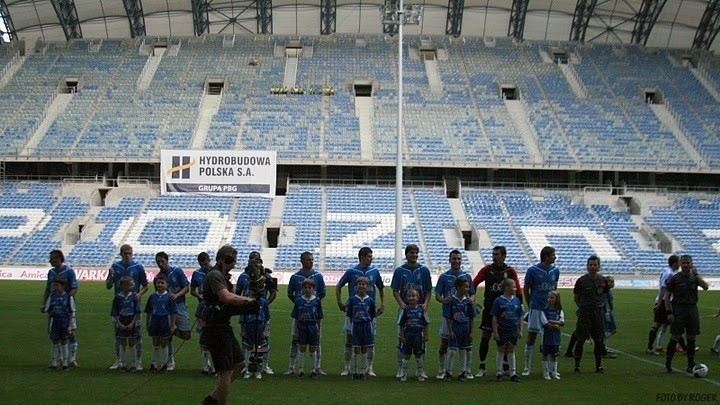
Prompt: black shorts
<box><xmin>670</xmin><ymin>305</ymin><xmax>700</xmax><ymax>337</ymax></box>
<box><xmin>481</xmin><ymin>304</ymin><xmax>494</xmax><ymax>332</ymax></box>
<box><xmin>574</xmin><ymin>308</ymin><xmax>605</xmax><ymax>342</ymax></box>
<box><xmin>653</xmin><ymin>305</ymin><xmax>669</xmax><ymax>325</ymax></box>
<box><xmin>203</xmin><ymin>324</ymin><xmax>243</xmax><ymax>372</ymax></box>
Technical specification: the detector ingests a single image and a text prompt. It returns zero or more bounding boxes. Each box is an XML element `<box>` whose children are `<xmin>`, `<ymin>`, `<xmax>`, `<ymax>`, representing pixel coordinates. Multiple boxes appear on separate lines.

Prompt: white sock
<box><xmin>362</xmin><ymin>353</ymin><xmax>368</xmax><ymax>374</ymax></box>
<box><xmin>465</xmin><ymin>349</ymin><xmax>472</xmax><ymax>372</ymax></box>
<box><xmin>61</xmin><ymin>343</ymin><xmax>69</xmax><ymax>366</ymax></box>
<box><xmin>298</xmin><ymin>351</ymin><xmax>305</xmax><ymax>373</ymax></box>
<box><xmin>132</xmin><ymin>345</ymin><xmax>138</xmax><ymax>366</ymax></box>
<box><xmin>312</xmin><ymin>351</ymin><xmax>319</xmax><ymax>371</ymax></box>
<box><xmin>656</xmin><ymin>331</ymin><xmax>665</xmax><ymax>348</ymax></box>
<box><xmin>542</xmin><ymin>360</ymin><xmax>549</xmax><ymax>376</ymax></box>
<box><xmin>69</xmin><ymin>339</ymin><xmax>77</xmax><ymax>362</ymax></box>
<box><xmin>417</xmin><ymin>356</ymin><xmax>424</xmax><ymax>375</ymax></box>
<box><xmin>167</xmin><ymin>341</ymin><xmax>175</xmax><ymax>366</ymax></box>
<box><xmin>51</xmin><ymin>343</ymin><xmax>60</xmax><ymax>366</ymax></box>
<box><xmin>552</xmin><ymin>361</ymin><xmax>559</xmax><ymax>377</ymax></box>
<box><xmin>447</xmin><ymin>349</ymin><xmax>457</xmax><ymax>374</ymax></box>
<box><xmin>289</xmin><ymin>342</ymin><xmax>298</xmax><ymax>369</ymax></box>
<box><xmin>162</xmin><ymin>346</ymin><xmax>169</xmax><ymax>367</ymax></box>
<box><xmin>524</xmin><ymin>345</ymin><xmax>533</xmax><ymax>370</ymax></box>
<box><xmin>352</xmin><ymin>353</ymin><xmax>359</xmax><ymax>374</ymax></box>
<box><xmin>118</xmin><ymin>345</ymin><xmax>126</xmax><ymax>366</ymax></box>
<box><xmin>400</xmin><ymin>358</ymin><xmax>408</xmax><ymax>375</ymax></box>
<box><xmin>714</xmin><ymin>335</ymin><xmax>720</xmax><ymax>351</ymax></box>
<box><xmin>152</xmin><ymin>346</ymin><xmax>160</xmax><ymax>368</ymax></box>
<box><xmin>317</xmin><ymin>343</ymin><xmax>323</xmax><ymax>369</ymax></box>
<box><xmin>367</xmin><ymin>347</ymin><xmax>374</xmax><ymax>371</ymax></box>
<box><xmin>496</xmin><ymin>352</ymin><xmax>503</xmax><ymax>375</ymax></box>
<box><xmin>135</xmin><ymin>336</ymin><xmax>142</xmax><ymax>366</ymax></box>
<box><xmin>438</xmin><ymin>352</ymin><xmax>447</xmax><ymax>373</ymax></box>
<box><xmin>509</xmin><ymin>352</ymin><xmax>517</xmax><ymax>374</ymax></box>
<box><xmin>201</xmin><ymin>349</ymin><xmax>208</xmax><ymax>371</ymax></box>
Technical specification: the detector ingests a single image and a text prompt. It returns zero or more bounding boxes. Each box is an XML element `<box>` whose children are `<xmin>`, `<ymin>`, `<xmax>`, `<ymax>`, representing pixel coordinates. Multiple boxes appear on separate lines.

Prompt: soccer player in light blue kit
<box><xmin>522</xmin><ymin>246</ymin><xmax>559</xmax><ymax>376</ymax></box>
<box><xmin>491</xmin><ymin>278</ymin><xmax>524</xmax><ymax>382</ymax></box>
<box><xmin>397</xmin><ymin>288</ymin><xmax>429</xmax><ymax>381</ymax></box>
<box><xmin>154</xmin><ymin>251</ymin><xmax>190</xmax><ymax>371</ymax></box>
<box><xmin>42</xmin><ymin>249</ymin><xmax>79</xmax><ymax>367</ymax></box>
<box><xmin>392</xmin><ymin>244</ymin><xmax>433</xmax><ymax>379</ymax></box>
<box><xmin>434</xmin><ymin>249</ymin><xmax>475</xmax><ymax>379</ymax></box>
<box><xmin>444</xmin><ymin>277</ymin><xmax>475</xmax><ymax>380</ymax></box>
<box><xmin>106</xmin><ymin>244</ymin><xmax>149</xmax><ymax>371</ymax></box>
<box><xmin>286</xmin><ymin>251</ymin><xmax>326</xmax><ymax>375</ymax></box>
<box><xmin>336</xmin><ymin>247</ymin><xmax>385</xmax><ymax>376</ymax></box>
<box><xmin>111</xmin><ymin>276</ymin><xmax>141</xmax><ymax>371</ymax></box>
<box><xmin>291</xmin><ymin>278</ymin><xmax>324</xmax><ymax>378</ymax></box>
<box><xmin>346</xmin><ymin>277</ymin><xmax>377</xmax><ymax>380</ymax></box>
<box><xmin>44</xmin><ymin>276</ymin><xmax>75</xmax><ymax>370</ymax></box>
<box><xmin>145</xmin><ymin>274</ymin><xmax>178</xmax><ymax>371</ymax></box>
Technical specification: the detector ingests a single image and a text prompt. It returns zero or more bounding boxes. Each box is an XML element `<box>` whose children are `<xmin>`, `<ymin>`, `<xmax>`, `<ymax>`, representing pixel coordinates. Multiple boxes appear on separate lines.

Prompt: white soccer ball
<box><xmin>692</xmin><ymin>363</ymin><xmax>709</xmax><ymax>378</ymax></box>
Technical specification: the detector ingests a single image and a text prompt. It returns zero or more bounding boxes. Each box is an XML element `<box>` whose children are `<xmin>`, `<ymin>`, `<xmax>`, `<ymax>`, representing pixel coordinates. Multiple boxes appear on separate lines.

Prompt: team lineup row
<box><xmin>40</xmin><ymin>245</ymin><xmax>710</xmax><ymax>390</ymax></box>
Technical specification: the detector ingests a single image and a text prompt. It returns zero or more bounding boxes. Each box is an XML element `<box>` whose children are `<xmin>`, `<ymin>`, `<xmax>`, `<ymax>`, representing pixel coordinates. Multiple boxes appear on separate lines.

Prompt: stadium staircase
<box><xmin>424</xmin><ymin>57</ymin><xmax>443</xmax><ymax>93</ymax></box>
<box><xmin>355</xmin><ymin>96</ymin><xmax>374</xmax><ymax>161</ymax></box>
<box><xmin>283</xmin><ymin>53</ymin><xmax>298</xmax><ymax>88</ymax></box>
<box><xmin>319</xmin><ymin>186</ymin><xmax>328</xmax><ymax>271</ymax></box>
<box><xmin>191</xmin><ymin>92</ymin><xmax>222</xmax><ymax>149</ymax></box>
<box><xmin>504</xmin><ymin>99</ymin><xmax>543</xmax><ymax>164</ymax></box>
<box><xmin>0</xmin><ymin>52</ymin><xmax>26</xmax><ymax>89</ymax></box>
<box><xmin>558</xmin><ymin>63</ymin><xmax>587</xmax><ymax>98</ymax></box>
<box><xmin>457</xmin><ymin>57</ymin><xmax>494</xmax><ymax>161</ymax></box>
<box><xmin>495</xmin><ymin>191</ymin><xmax>534</xmax><ymax>264</ymax></box>
<box><xmin>137</xmin><ymin>47</ymin><xmax>165</xmax><ymax>91</ymax></box>
<box><xmin>408</xmin><ymin>190</ymin><xmax>431</xmax><ymax>267</ymax></box>
<box><xmin>319</xmin><ymin>93</ymin><xmax>329</xmax><ymax>159</ymax></box>
<box><xmin>447</xmin><ymin>198</ymin><xmax>484</xmax><ymax>270</ymax></box>
<box><xmin>689</xmin><ymin>65</ymin><xmax>720</xmax><ymax>102</ymax></box>
<box><xmin>649</xmin><ymin>103</ymin><xmax>708</xmax><ymax>169</ymax></box>
<box><xmin>20</xmin><ymin>92</ymin><xmax>74</xmax><ymax>156</ymax></box>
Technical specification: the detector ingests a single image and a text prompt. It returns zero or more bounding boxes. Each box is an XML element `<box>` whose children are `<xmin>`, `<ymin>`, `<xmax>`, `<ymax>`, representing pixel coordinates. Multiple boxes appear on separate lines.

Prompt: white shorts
<box><xmin>526</xmin><ymin>309</ymin><xmax>544</xmax><ymax>333</ymax></box>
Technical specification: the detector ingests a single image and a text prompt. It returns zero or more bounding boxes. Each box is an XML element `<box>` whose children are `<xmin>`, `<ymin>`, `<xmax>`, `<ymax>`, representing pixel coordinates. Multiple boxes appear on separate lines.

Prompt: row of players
<box><xmin>41</xmin><ymin>244</ymin><xmax>710</xmax><ymax>380</ymax></box>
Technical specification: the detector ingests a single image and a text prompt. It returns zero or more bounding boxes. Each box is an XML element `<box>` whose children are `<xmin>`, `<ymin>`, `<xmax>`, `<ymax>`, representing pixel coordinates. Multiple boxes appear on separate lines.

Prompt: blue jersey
<box><xmin>541</xmin><ymin>307</ymin><xmax>564</xmax><ymax>346</ymax></box>
<box><xmin>111</xmin><ymin>291</ymin><xmax>141</xmax><ymax>324</ymax></box>
<box><xmin>190</xmin><ymin>267</ymin><xmax>210</xmax><ymax>300</ymax></box>
<box><xmin>288</xmin><ymin>270</ymin><xmax>326</xmax><ymax>300</ymax></box>
<box><xmin>155</xmin><ymin>267</ymin><xmax>189</xmax><ymax>304</ymax></box>
<box><xmin>242</xmin><ymin>297</ymin><xmax>270</xmax><ymax>325</ymax></box>
<box><xmin>489</xmin><ymin>295</ymin><xmax>523</xmax><ymax>336</ymax></box>
<box><xmin>397</xmin><ymin>305</ymin><xmax>428</xmax><ymax>334</ymax></box>
<box><xmin>391</xmin><ymin>262</ymin><xmax>433</xmax><ymax>305</ymax></box>
<box><xmin>435</xmin><ymin>269</ymin><xmax>475</xmax><ymax>311</ymax></box>
<box><xmin>110</xmin><ymin>259</ymin><xmax>148</xmax><ymax>295</ymax></box>
<box><xmin>337</xmin><ymin>264</ymin><xmax>384</xmax><ymax>302</ymax></box>
<box><xmin>346</xmin><ymin>295</ymin><xmax>376</xmax><ymax>324</ymax></box>
<box><xmin>46</xmin><ymin>265</ymin><xmax>78</xmax><ymax>295</ymax></box>
<box><xmin>46</xmin><ymin>291</ymin><xmax>75</xmax><ymax>322</ymax></box>
<box><xmin>443</xmin><ymin>295</ymin><xmax>475</xmax><ymax>324</ymax></box>
<box><xmin>524</xmin><ymin>263</ymin><xmax>559</xmax><ymax>310</ymax></box>
<box><xmin>292</xmin><ymin>295</ymin><xmax>324</xmax><ymax>323</ymax></box>
<box><xmin>144</xmin><ymin>291</ymin><xmax>177</xmax><ymax>318</ymax></box>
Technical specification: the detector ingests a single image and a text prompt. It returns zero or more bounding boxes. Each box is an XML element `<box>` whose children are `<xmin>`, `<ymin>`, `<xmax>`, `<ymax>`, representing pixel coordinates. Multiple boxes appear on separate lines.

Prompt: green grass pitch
<box><xmin>1</xmin><ymin>281</ymin><xmax>719</xmax><ymax>404</ymax></box>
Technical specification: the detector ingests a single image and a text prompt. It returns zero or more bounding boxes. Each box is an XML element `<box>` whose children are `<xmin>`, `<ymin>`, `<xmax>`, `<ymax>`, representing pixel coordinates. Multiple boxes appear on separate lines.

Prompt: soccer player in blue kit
<box><xmin>336</xmin><ymin>247</ymin><xmax>385</xmax><ymax>376</ymax></box>
<box><xmin>522</xmin><ymin>246</ymin><xmax>559</xmax><ymax>376</ymax></box>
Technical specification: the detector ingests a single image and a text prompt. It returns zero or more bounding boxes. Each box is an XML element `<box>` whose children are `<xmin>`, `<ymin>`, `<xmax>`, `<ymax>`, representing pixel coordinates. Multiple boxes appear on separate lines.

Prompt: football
<box><xmin>692</xmin><ymin>364</ymin><xmax>709</xmax><ymax>378</ymax></box>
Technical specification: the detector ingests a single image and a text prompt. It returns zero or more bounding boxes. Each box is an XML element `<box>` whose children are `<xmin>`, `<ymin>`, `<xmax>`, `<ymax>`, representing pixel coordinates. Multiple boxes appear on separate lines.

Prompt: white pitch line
<box><xmin>560</xmin><ymin>332</ymin><xmax>720</xmax><ymax>387</ymax></box>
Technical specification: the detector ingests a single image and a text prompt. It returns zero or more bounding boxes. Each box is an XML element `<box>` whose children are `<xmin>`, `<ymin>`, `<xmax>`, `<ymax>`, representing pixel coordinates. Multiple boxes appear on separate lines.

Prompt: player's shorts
<box><xmin>653</xmin><ymin>304</ymin><xmax>669</xmax><ymax>325</ymax></box>
<box><xmin>203</xmin><ymin>325</ymin><xmax>243</xmax><ymax>372</ymax></box>
<box><xmin>481</xmin><ymin>303</ymin><xmax>494</xmax><ymax>332</ymax></box>
<box><xmin>297</xmin><ymin>321</ymin><xmax>320</xmax><ymax>346</ymax></box>
<box><xmin>449</xmin><ymin>322</ymin><xmax>472</xmax><ymax>349</ymax></box>
<box><xmin>439</xmin><ymin>317</ymin><xmax>450</xmax><ymax>338</ymax></box>
<box><xmin>148</xmin><ymin>315</ymin><xmax>171</xmax><ymax>339</ymax></box>
<box><xmin>541</xmin><ymin>344</ymin><xmax>560</xmax><ymax>356</ymax></box>
<box><xmin>351</xmin><ymin>321</ymin><xmax>374</xmax><ymax>347</ymax></box>
<box><xmin>401</xmin><ymin>330</ymin><xmax>425</xmax><ymax>356</ymax></box>
<box><xmin>604</xmin><ymin>311</ymin><xmax>617</xmax><ymax>334</ymax></box>
<box><xmin>670</xmin><ymin>304</ymin><xmax>700</xmax><ymax>337</ymax></box>
<box><xmin>574</xmin><ymin>307</ymin><xmax>605</xmax><ymax>342</ymax></box>
<box><xmin>174</xmin><ymin>302</ymin><xmax>191</xmax><ymax>333</ymax></box>
<box><xmin>49</xmin><ymin>316</ymin><xmax>71</xmax><ymax>343</ymax></box>
<box><xmin>495</xmin><ymin>331</ymin><xmax>519</xmax><ymax>347</ymax></box>
<box><xmin>526</xmin><ymin>309</ymin><xmax>545</xmax><ymax>333</ymax></box>
<box><xmin>242</xmin><ymin>321</ymin><xmax>268</xmax><ymax>348</ymax></box>
<box><xmin>345</xmin><ymin>318</ymin><xmax>377</xmax><ymax>336</ymax></box>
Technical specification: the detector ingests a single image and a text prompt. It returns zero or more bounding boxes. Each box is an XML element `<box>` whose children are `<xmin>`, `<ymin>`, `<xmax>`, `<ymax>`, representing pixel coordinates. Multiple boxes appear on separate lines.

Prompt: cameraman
<box><xmin>202</xmin><ymin>245</ymin><xmax>256</xmax><ymax>405</ymax></box>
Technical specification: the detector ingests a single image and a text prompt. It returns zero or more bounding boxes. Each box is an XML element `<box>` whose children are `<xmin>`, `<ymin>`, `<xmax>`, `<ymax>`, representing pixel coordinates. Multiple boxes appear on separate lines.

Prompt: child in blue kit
<box><xmin>111</xmin><ymin>276</ymin><xmax>140</xmax><ymax>371</ymax></box>
<box><xmin>346</xmin><ymin>276</ymin><xmax>377</xmax><ymax>380</ymax></box>
<box><xmin>44</xmin><ymin>276</ymin><xmax>75</xmax><ymax>370</ymax></box>
<box><xmin>291</xmin><ymin>279</ymin><xmax>324</xmax><ymax>378</ymax></box>
<box><xmin>443</xmin><ymin>277</ymin><xmax>475</xmax><ymax>380</ymax></box>
<box><xmin>145</xmin><ymin>274</ymin><xmax>177</xmax><ymax>371</ymax></box>
<box><xmin>541</xmin><ymin>290</ymin><xmax>564</xmax><ymax>380</ymax></box>
<box><xmin>397</xmin><ymin>288</ymin><xmax>429</xmax><ymax>381</ymax></box>
<box><xmin>491</xmin><ymin>278</ymin><xmax>523</xmax><ymax>382</ymax></box>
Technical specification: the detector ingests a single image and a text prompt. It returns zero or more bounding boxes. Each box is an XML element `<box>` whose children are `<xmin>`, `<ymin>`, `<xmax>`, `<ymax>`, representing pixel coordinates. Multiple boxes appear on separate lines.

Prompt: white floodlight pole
<box><xmin>395</xmin><ymin>0</ymin><xmax>404</xmax><ymax>268</ymax></box>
